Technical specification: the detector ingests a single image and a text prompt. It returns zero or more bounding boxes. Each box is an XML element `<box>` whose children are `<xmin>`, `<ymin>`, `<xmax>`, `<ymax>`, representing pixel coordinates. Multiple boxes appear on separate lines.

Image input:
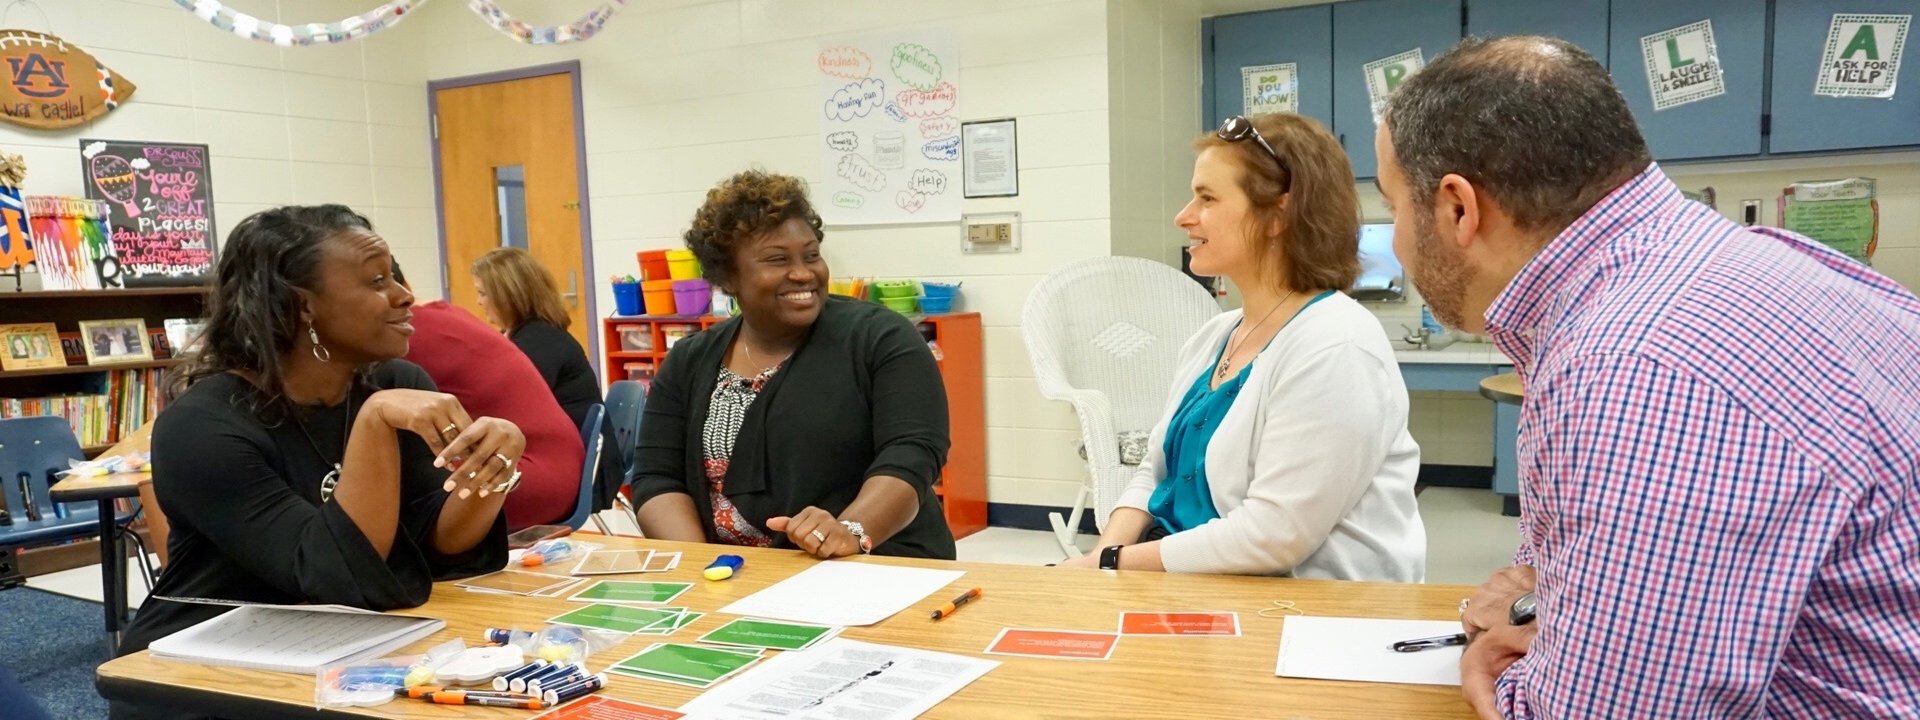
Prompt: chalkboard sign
<box><xmin>78</xmin><ymin>139</ymin><xmax>217</xmax><ymax>287</ymax></box>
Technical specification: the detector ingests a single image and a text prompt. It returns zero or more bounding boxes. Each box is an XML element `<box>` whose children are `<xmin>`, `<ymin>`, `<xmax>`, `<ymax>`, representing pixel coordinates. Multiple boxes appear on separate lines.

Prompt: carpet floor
<box><xmin>3</xmin><ymin>586</ymin><xmax>110</xmax><ymax>718</ymax></box>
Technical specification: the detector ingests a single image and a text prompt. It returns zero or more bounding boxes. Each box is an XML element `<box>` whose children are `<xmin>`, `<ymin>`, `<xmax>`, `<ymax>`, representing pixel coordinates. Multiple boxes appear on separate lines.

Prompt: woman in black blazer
<box><xmin>629</xmin><ymin>170</ymin><xmax>955</xmax><ymax>559</ymax></box>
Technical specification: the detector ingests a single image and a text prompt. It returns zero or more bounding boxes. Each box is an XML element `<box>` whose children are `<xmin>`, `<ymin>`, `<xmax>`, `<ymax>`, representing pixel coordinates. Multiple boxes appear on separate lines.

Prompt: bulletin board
<box><xmin>816</xmin><ymin>31</ymin><xmax>961</xmax><ymax>226</ymax></box>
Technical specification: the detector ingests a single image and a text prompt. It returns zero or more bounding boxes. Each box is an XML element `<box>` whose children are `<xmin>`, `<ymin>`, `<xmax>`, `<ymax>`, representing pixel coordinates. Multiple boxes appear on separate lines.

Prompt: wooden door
<box><xmin>433</xmin><ymin>71</ymin><xmax>591</xmax><ymax>351</ymax></box>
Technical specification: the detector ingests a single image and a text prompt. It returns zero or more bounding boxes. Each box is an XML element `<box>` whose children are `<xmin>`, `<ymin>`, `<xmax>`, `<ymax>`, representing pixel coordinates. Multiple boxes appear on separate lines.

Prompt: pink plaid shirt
<box><xmin>1487</xmin><ymin>164</ymin><xmax>1920</xmax><ymax>718</ymax></box>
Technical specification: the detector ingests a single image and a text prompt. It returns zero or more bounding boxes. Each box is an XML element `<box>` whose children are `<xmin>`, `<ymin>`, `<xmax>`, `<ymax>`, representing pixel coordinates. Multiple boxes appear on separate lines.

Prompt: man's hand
<box><xmin>1461</xmin><ymin>622</ymin><xmax>1537</xmax><ymax>719</ymax></box>
<box><xmin>1463</xmin><ymin>565</ymin><xmax>1536</xmax><ymax>638</ymax></box>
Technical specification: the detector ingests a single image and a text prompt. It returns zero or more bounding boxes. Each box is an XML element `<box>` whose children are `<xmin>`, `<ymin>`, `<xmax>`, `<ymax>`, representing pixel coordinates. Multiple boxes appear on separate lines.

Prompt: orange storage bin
<box><xmin>637</xmin><ymin>250</ymin><xmax>671</xmax><ymax>281</ymax></box>
<box><xmin>641</xmin><ymin>279</ymin><xmax>677</xmax><ymax>315</ymax></box>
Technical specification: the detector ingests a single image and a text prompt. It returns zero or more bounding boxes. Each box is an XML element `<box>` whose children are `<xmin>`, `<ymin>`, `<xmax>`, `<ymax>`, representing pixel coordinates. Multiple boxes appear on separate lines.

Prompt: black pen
<box><xmin>1390</xmin><ymin>633</ymin><xmax>1468</xmax><ymax>653</ymax></box>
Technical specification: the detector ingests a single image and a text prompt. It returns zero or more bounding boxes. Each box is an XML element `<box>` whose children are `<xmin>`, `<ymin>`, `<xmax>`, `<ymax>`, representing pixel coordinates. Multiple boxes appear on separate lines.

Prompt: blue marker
<box><xmin>543</xmin><ymin>674</ymin><xmax>607</xmax><ymax>704</ymax></box>
<box><xmin>528</xmin><ymin>665</ymin><xmax>585</xmax><ymax>695</ymax></box>
<box><xmin>493</xmin><ymin>660</ymin><xmax>547</xmax><ymax>692</ymax></box>
<box><xmin>516</xmin><ymin>663</ymin><xmax>574</xmax><ymax>694</ymax></box>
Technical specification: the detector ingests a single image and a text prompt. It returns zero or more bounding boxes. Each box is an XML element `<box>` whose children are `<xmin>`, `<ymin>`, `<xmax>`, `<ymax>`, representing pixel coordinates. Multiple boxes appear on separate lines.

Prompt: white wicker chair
<box><xmin>1021</xmin><ymin>256</ymin><xmax>1220</xmax><ymax>555</ymax></box>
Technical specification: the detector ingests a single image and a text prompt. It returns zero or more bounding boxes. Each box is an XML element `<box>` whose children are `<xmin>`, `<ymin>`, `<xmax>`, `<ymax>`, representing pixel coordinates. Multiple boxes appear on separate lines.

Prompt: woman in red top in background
<box><xmin>395</xmin><ymin>262</ymin><xmax>584</xmax><ymax>530</ymax></box>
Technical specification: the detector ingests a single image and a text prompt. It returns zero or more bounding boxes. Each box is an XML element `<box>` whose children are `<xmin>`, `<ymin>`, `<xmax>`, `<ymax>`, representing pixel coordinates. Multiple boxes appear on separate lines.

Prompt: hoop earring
<box><xmin>308</xmin><ymin>321</ymin><xmax>331</xmax><ymax>363</ymax></box>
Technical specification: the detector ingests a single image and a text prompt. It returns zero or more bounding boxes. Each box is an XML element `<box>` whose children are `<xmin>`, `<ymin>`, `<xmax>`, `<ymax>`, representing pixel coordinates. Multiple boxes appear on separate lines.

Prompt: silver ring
<box><xmin>1458</xmin><ymin>598</ymin><xmax>1471</xmax><ymax>615</ymax></box>
<box><xmin>492</xmin><ymin>452</ymin><xmax>513</xmax><ymax>467</ymax></box>
<box><xmin>809</xmin><ymin>529</ymin><xmax>826</xmax><ymax>545</ymax></box>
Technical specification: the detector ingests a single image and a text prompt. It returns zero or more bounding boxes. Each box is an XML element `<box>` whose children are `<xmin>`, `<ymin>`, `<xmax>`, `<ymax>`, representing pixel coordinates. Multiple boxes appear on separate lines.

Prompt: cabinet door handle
<box><xmin>564</xmin><ymin>271</ymin><xmax>579</xmax><ymax>307</ymax></box>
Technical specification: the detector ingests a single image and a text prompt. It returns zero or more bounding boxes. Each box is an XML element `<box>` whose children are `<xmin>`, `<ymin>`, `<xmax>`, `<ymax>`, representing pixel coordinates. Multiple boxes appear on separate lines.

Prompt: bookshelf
<box><xmin>599</xmin><ymin>311</ymin><xmax>989</xmax><ymax>539</ymax></box>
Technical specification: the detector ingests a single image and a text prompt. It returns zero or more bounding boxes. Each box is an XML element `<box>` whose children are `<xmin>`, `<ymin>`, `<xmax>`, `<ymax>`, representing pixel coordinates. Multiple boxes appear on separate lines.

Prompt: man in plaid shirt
<box><xmin>1374</xmin><ymin>36</ymin><xmax>1920</xmax><ymax>718</ymax></box>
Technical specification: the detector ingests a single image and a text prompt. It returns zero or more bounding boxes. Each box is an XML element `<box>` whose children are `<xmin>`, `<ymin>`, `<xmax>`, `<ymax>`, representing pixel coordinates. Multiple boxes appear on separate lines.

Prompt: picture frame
<box><xmin>961</xmin><ymin>118</ymin><xmax>1019</xmax><ymax>198</ymax></box>
<box><xmin>77</xmin><ymin>318</ymin><xmax>153</xmax><ymax>366</ymax></box>
<box><xmin>0</xmin><ymin>323</ymin><xmax>67</xmax><ymax>372</ymax></box>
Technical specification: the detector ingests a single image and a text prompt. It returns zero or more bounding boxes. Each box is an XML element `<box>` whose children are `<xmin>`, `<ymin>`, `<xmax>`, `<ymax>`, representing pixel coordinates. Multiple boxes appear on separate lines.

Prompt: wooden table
<box><xmin>97</xmin><ymin>538</ymin><xmax>1478</xmax><ymax>719</ymax></box>
<box><xmin>1478</xmin><ymin>373</ymin><xmax>1524</xmax><ymax>405</ymax></box>
<box><xmin>47</xmin><ymin>423</ymin><xmax>154</xmax><ymax>653</ymax></box>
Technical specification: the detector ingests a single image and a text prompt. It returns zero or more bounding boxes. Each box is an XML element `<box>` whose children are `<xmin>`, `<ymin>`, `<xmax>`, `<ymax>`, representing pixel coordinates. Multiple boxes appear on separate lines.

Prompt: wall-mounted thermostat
<box><xmin>962</xmin><ymin>212</ymin><xmax>1020</xmax><ymax>254</ymax></box>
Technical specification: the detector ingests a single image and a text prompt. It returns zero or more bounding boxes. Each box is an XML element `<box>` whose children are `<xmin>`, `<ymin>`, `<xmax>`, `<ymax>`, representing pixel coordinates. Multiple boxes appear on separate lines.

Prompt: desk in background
<box><xmin>98</xmin><ymin>537</ymin><xmax>1479</xmax><ymax>719</ymax></box>
<box><xmin>47</xmin><ymin>423</ymin><xmax>154</xmax><ymax>654</ymax></box>
<box><xmin>1396</xmin><ymin>344</ymin><xmax>1520</xmax><ymax>516</ymax></box>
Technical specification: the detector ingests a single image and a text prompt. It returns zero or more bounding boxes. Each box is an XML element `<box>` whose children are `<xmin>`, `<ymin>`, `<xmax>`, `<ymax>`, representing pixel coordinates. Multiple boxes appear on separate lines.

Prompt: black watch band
<box><xmin>1099</xmin><ymin>545</ymin><xmax>1125</xmax><ymax>570</ymax></box>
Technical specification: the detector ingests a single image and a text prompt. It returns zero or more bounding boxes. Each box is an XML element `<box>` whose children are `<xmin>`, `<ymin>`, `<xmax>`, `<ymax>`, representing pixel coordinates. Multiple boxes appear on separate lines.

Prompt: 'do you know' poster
<box><xmin>817</xmin><ymin>32</ymin><xmax>961</xmax><ymax>226</ymax></box>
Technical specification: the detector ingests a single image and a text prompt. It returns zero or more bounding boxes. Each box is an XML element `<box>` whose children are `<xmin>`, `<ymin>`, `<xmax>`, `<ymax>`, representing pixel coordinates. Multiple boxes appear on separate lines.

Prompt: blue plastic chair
<box><xmin>602</xmin><ymin>381</ymin><xmax>647</xmax><ymax>489</ymax></box>
<box><xmin>560</xmin><ymin>404</ymin><xmax>605</xmax><ymax>531</ymax></box>
<box><xmin>0</xmin><ymin>417</ymin><xmax>135</xmax><ymax>559</ymax></box>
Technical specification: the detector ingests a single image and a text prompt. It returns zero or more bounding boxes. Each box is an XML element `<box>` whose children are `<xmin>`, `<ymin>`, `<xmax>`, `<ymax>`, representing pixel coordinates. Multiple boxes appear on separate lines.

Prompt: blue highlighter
<box><xmin>704</xmin><ymin>554</ymin><xmax>744</xmax><ymax>580</ymax></box>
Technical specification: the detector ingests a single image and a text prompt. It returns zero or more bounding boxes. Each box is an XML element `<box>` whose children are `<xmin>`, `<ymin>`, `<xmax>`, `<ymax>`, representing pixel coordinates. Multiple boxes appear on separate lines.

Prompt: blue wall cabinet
<box><xmin>1609</xmin><ymin>0</ymin><xmax>1769</xmax><ymax>160</ymax></box>
<box><xmin>1770</xmin><ymin>0</ymin><xmax>1920</xmax><ymax>153</ymax></box>
<box><xmin>1203</xmin><ymin>6</ymin><xmax>1336</xmax><ymax>134</ymax></box>
<box><xmin>1332</xmin><ymin>0</ymin><xmax>1464</xmax><ymax>179</ymax></box>
<box><xmin>1466</xmin><ymin>0</ymin><xmax>1610</xmax><ymax>67</ymax></box>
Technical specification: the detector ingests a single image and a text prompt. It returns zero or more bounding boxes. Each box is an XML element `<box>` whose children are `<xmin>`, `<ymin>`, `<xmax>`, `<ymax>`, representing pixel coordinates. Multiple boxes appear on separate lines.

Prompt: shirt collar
<box><xmin>1483</xmin><ymin>162</ymin><xmax>1685</xmax><ymax>365</ymax></box>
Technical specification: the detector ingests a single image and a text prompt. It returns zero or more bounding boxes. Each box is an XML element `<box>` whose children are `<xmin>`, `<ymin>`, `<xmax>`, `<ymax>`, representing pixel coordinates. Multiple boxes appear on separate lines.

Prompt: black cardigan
<box><xmin>630</xmin><ymin>296</ymin><xmax>956</xmax><ymax>559</ymax></box>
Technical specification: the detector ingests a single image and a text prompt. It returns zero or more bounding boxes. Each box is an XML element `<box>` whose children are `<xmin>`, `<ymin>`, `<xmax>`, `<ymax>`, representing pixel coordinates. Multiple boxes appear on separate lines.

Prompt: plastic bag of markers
<box><xmin>495</xmin><ymin>623</ymin><xmax>626</xmax><ymax>665</ymax></box>
<box><xmin>316</xmin><ymin>639</ymin><xmax>466</xmax><ymax>708</ymax></box>
<box><xmin>512</xmin><ymin>538</ymin><xmax>601</xmax><ymax>571</ymax></box>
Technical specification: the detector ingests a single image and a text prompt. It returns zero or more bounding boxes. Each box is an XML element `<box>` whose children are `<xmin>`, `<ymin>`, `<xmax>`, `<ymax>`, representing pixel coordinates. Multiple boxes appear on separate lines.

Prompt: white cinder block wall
<box><xmin>0</xmin><ymin>0</ymin><xmax>443</xmax><ymax>300</ymax></box>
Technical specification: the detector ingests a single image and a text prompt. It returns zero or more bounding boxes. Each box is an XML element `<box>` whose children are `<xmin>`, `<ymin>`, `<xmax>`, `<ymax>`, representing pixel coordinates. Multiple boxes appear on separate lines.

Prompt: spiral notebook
<box><xmin>146</xmin><ymin>597</ymin><xmax>445</xmax><ymax>675</ymax></box>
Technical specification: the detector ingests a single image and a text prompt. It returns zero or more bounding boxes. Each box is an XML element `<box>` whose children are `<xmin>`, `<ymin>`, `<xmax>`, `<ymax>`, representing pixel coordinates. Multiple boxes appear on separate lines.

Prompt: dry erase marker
<box><xmin>417</xmin><ymin>691</ymin><xmax>544</xmax><ymax>709</ymax></box>
<box><xmin>543</xmin><ymin>674</ymin><xmax>606</xmax><ymax>704</ymax></box>
<box><xmin>397</xmin><ymin>687</ymin><xmax>535</xmax><ymax>701</ymax></box>
<box><xmin>528</xmin><ymin>666</ymin><xmax>585</xmax><ymax>694</ymax></box>
<box><xmin>705</xmin><ymin>554</ymin><xmax>745</xmax><ymax>580</ymax></box>
<box><xmin>519</xmin><ymin>663</ymin><xmax>577</xmax><ymax>693</ymax></box>
<box><xmin>931</xmin><ymin>587</ymin><xmax>983</xmax><ymax>620</ymax></box>
<box><xmin>484</xmin><ymin>627</ymin><xmax>514</xmax><ymax>644</ymax></box>
<box><xmin>1390</xmin><ymin>633</ymin><xmax>1468</xmax><ymax>653</ymax></box>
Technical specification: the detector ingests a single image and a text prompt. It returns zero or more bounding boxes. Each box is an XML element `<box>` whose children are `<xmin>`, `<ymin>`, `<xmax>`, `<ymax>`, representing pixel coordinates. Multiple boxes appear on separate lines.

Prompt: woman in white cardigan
<box><xmin>1061</xmin><ymin>113</ymin><xmax>1424</xmax><ymax>581</ymax></box>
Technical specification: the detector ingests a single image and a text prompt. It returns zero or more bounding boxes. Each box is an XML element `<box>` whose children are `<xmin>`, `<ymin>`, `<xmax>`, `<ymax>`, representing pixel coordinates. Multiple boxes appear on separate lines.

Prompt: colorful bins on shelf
<box><xmin>666</xmin><ymin>249</ymin><xmax>700</xmax><ymax>280</ymax></box>
<box><xmin>612</xmin><ymin>281</ymin><xmax>643</xmax><ymax>316</ymax></box>
<box><xmin>672</xmin><ymin>279</ymin><xmax>711</xmax><ymax>315</ymax></box>
<box><xmin>636</xmin><ymin>250</ymin><xmax>670</xmax><ymax>281</ymax></box>
<box><xmin>919</xmin><ymin>282</ymin><xmax>960</xmax><ymax>314</ymax></box>
<box><xmin>641</xmin><ymin>279</ymin><xmax>676</xmax><ymax>316</ymax></box>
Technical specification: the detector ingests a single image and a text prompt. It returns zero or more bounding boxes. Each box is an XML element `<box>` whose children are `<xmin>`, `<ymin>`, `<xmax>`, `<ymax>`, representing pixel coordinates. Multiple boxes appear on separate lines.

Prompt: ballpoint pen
<box><xmin>1390</xmin><ymin>632</ymin><xmax>1468</xmax><ymax>653</ymax></box>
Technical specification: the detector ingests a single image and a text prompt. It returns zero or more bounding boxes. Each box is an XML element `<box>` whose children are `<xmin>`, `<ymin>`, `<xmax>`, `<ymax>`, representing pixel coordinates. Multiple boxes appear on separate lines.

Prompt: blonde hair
<box><xmin>471</xmin><ymin>247</ymin><xmax>569</xmax><ymax>331</ymax></box>
<box><xmin>1193</xmin><ymin>113</ymin><xmax>1360</xmax><ymax>292</ymax></box>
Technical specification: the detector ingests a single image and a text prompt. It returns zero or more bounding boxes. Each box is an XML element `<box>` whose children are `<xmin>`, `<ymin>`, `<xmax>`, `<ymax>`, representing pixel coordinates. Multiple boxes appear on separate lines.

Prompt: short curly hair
<box><xmin>682</xmin><ymin>169</ymin><xmax>826</xmax><ymax>288</ymax></box>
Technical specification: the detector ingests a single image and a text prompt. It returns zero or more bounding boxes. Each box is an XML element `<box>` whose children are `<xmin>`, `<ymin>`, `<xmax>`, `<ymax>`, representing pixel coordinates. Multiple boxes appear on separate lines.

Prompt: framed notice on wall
<box><xmin>78</xmin><ymin>139</ymin><xmax>217</xmax><ymax>287</ymax></box>
<box><xmin>961</xmin><ymin>118</ymin><xmax>1017</xmax><ymax>198</ymax></box>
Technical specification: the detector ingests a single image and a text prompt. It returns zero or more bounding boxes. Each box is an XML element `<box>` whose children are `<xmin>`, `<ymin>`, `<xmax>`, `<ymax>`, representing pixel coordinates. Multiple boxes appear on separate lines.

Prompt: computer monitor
<box><xmin>1351</xmin><ymin>222</ymin><xmax>1404</xmax><ymax>302</ymax></box>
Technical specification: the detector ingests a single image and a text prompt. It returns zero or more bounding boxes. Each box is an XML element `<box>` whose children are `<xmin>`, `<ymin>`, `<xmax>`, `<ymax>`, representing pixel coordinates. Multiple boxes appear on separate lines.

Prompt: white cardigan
<box><xmin>1114</xmin><ymin>293</ymin><xmax>1426</xmax><ymax>581</ymax></box>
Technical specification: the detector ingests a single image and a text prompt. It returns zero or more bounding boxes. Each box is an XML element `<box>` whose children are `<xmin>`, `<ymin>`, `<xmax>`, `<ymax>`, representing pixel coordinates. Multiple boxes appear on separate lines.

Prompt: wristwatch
<box><xmin>1509</xmin><ymin>592</ymin><xmax>1537</xmax><ymax>625</ymax></box>
<box><xmin>1099</xmin><ymin>545</ymin><xmax>1125</xmax><ymax>570</ymax></box>
<box><xmin>840</xmin><ymin>520</ymin><xmax>873</xmax><ymax>554</ymax></box>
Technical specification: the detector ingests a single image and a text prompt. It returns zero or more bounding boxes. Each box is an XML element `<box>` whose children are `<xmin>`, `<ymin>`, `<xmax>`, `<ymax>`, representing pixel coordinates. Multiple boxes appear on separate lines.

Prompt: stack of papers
<box><xmin>718</xmin><ymin>561</ymin><xmax>965</xmax><ymax>626</ymax></box>
<box><xmin>697</xmin><ymin>618</ymin><xmax>842</xmax><ymax>652</ymax></box>
<box><xmin>549</xmin><ymin>603</ymin><xmax>703</xmax><ymax>636</ymax></box>
<box><xmin>676</xmin><ymin>639</ymin><xmax>998</xmax><ymax>720</ymax></box>
<box><xmin>608</xmin><ymin>643</ymin><xmax>766</xmax><ymax>689</ymax></box>
<box><xmin>573</xmin><ymin>549</ymin><xmax>681</xmax><ymax>576</ymax></box>
<box><xmin>147</xmin><ymin>598</ymin><xmax>445</xmax><ymax>674</ymax></box>
<box><xmin>457</xmin><ymin>570</ymin><xmax>588</xmax><ymax>598</ymax></box>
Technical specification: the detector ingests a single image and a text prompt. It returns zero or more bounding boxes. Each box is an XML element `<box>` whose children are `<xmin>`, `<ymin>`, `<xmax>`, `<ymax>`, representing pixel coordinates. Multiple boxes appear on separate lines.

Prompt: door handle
<box><xmin>564</xmin><ymin>271</ymin><xmax>579</xmax><ymax>307</ymax></box>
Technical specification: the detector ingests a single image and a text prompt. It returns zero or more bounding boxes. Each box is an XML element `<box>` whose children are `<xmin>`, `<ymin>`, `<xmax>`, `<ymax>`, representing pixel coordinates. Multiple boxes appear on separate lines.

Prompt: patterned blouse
<box><xmin>702</xmin><ymin>365</ymin><xmax>781</xmax><ymax>547</ymax></box>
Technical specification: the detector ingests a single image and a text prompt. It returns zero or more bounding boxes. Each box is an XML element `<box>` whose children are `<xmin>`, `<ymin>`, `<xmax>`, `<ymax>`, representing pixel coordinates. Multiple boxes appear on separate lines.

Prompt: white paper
<box><xmin>678</xmin><ymin>638</ymin><xmax>997</xmax><ymax>720</ymax></box>
<box><xmin>961</xmin><ymin>120</ymin><xmax>1017</xmax><ymax>198</ymax></box>
<box><xmin>817</xmin><ymin>33</ymin><xmax>962</xmax><ymax>225</ymax></box>
<box><xmin>1242</xmin><ymin>62</ymin><xmax>1299</xmax><ymax>115</ymax></box>
<box><xmin>149</xmin><ymin>605</ymin><xmax>444</xmax><ymax>674</ymax></box>
<box><xmin>718</xmin><ymin>561</ymin><xmax>965</xmax><ymax>627</ymax></box>
<box><xmin>1274</xmin><ymin>616</ymin><xmax>1462</xmax><ymax>687</ymax></box>
<box><xmin>1640</xmin><ymin>20</ymin><xmax>1727</xmax><ymax>111</ymax></box>
<box><xmin>1815</xmin><ymin>13</ymin><xmax>1910</xmax><ymax>99</ymax></box>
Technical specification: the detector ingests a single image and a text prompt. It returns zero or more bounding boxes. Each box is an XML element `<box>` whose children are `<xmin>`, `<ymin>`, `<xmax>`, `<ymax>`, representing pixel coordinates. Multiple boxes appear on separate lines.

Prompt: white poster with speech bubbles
<box><xmin>817</xmin><ymin>32</ymin><xmax>961</xmax><ymax>225</ymax></box>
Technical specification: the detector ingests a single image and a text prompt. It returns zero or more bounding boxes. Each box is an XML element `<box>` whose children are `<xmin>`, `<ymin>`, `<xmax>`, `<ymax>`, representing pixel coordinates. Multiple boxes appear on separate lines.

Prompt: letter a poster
<box><xmin>817</xmin><ymin>31</ymin><xmax>961</xmax><ymax>226</ymax></box>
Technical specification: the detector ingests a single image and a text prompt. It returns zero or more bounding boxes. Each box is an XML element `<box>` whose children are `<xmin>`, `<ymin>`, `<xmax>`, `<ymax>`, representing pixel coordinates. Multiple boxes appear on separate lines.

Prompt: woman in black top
<box><xmin>630</xmin><ymin>170</ymin><xmax>954</xmax><ymax>559</ymax></box>
<box><xmin>115</xmin><ymin>207</ymin><xmax>518</xmax><ymax>713</ymax></box>
<box><xmin>471</xmin><ymin>247</ymin><xmax>614</xmax><ymax>510</ymax></box>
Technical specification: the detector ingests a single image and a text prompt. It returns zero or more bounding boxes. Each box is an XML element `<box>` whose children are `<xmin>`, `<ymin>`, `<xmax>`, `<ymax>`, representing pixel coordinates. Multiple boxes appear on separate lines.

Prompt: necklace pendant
<box><xmin>319</xmin><ymin>463</ymin><xmax>342</xmax><ymax>503</ymax></box>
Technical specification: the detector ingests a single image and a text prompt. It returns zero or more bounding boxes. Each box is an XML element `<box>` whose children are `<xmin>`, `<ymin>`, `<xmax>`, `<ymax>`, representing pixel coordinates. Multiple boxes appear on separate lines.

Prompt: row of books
<box><xmin>0</xmin><ymin>367</ymin><xmax>167</xmax><ymax>448</ymax></box>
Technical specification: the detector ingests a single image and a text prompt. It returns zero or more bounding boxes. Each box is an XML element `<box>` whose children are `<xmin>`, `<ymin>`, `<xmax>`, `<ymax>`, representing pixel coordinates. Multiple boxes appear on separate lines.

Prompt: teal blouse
<box><xmin>1147</xmin><ymin>291</ymin><xmax>1333</xmax><ymax>534</ymax></box>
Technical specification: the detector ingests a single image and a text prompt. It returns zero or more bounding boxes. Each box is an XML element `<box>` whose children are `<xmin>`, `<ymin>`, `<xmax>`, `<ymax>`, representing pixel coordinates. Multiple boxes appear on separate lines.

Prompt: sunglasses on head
<box><xmin>1217</xmin><ymin>115</ymin><xmax>1291</xmax><ymax>192</ymax></box>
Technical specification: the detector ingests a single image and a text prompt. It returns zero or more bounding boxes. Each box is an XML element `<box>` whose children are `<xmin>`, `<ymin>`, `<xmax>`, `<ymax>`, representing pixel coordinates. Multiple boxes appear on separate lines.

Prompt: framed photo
<box><xmin>77</xmin><ymin>318</ymin><xmax>153</xmax><ymax>365</ymax></box>
<box><xmin>961</xmin><ymin>118</ymin><xmax>1019</xmax><ymax>198</ymax></box>
<box><xmin>0</xmin><ymin>323</ymin><xmax>66</xmax><ymax>372</ymax></box>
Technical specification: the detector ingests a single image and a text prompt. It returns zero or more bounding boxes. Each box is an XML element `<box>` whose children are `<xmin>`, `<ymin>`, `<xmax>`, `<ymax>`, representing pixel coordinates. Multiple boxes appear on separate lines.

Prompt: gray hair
<box><xmin>1382</xmin><ymin>36</ymin><xmax>1652</xmax><ymax>234</ymax></box>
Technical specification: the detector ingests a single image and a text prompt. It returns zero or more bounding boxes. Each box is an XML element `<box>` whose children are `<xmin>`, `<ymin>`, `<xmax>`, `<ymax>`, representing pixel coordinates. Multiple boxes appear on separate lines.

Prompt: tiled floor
<box><xmin>25</xmin><ymin>488</ymin><xmax>1519</xmax><ymax>606</ymax></box>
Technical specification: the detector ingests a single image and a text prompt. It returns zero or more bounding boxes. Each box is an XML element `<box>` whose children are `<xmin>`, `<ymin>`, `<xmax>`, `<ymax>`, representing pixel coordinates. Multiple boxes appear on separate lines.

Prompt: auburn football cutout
<box><xmin>0</xmin><ymin>30</ymin><xmax>136</xmax><ymax>130</ymax></box>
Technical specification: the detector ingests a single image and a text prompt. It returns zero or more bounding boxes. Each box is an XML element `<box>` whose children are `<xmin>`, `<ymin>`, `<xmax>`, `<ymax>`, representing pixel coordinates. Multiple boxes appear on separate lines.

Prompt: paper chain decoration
<box><xmin>172</xmin><ymin>0</ymin><xmax>429</xmax><ymax>46</ymax></box>
<box><xmin>173</xmin><ymin>0</ymin><xmax>631</xmax><ymax>46</ymax></box>
<box><xmin>466</xmin><ymin>0</ymin><xmax>631</xmax><ymax>45</ymax></box>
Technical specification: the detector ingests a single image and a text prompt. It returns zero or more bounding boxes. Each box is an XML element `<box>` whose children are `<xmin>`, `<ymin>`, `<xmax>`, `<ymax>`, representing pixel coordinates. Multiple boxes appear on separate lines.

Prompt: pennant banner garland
<box><xmin>172</xmin><ymin>0</ymin><xmax>429</xmax><ymax>46</ymax></box>
<box><xmin>466</xmin><ymin>0</ymin><xmax>631</xmax><ymax>45</ymax></box>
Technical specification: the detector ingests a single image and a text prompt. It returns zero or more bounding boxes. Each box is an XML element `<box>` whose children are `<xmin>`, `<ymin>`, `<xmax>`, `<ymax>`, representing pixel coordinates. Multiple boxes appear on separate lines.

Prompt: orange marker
<box><xmin>931</xmin><ymin>587</ymin><xmax>983</xmax><ymax>620</ymax></box>
<box><xmin>417</xmin><ymin>690</ymin><xmax>545</xmax><ymax>709</ymax></box>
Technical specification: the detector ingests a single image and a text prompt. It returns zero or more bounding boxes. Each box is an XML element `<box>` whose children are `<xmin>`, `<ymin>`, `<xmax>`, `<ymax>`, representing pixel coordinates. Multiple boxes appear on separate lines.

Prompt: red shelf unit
<box><xmin>600</xmin><ymin>311</ymin><xmax>987</xmax><ymax>539</ymax></box>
